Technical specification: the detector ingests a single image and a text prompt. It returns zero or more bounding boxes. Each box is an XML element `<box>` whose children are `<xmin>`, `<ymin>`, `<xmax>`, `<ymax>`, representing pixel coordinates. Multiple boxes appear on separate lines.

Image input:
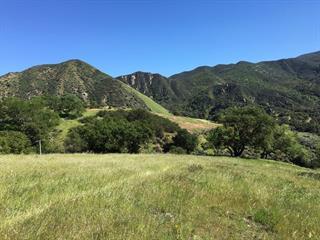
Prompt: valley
<box><xmin>1</xmin><ymin>1</ymin><xmax>319</xmax><ymax>239</ymax></box>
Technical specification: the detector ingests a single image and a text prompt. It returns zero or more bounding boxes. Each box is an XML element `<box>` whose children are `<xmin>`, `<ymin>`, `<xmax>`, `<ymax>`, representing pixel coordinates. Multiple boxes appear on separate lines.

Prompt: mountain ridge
<box><xmin>0</xmin><ymin>51</ymin><xmax>319</xmax><ymax>133</ymax></box>
<box><xmin>120</xmin><ymin>50</ymin><xmax>320</xmax><ymax>134</ymax></box>
<box><xmin>0</xmin><ymin>59</ymin><xmax>150</xmax><ymax>110</ymax></box>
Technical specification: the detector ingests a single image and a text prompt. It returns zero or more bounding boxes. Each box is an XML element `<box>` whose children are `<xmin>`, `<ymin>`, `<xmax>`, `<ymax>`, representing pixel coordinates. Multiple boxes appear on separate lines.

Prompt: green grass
<box><xmin>55</xmin><ymin>108</ymin><xmax>218</xmax><ymax>149</ymax></box>
<box><xmin>54</xmin><ymin>109</ymin><xmax>101</xmax><ymax>150</ymax></box>
<box><xmin>120</xmin><ymin>82</ymin><xmax>171</xmax><ymax>115</ymax></box>
<box><xmin>56</xmin><ymin>119</ymin><xmax>81</xmax><ymax>139</ymax></box>
<box><xmin>0</xmin><ymin>154</ymin><xmax>319</xmax><ymax>239</ymax></box>
<box><xmin>82</xmin><ymin>108</ymin><xmax>102</xmax><ymax>118</ymax></box>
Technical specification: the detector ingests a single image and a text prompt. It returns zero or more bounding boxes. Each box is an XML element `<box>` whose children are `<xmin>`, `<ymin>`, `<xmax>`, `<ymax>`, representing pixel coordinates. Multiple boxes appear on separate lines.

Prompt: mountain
<box><xmin>1</xmin><ymin>52</ymin><xmax>319</xmax><ymax>134</ymax></box>
<box><xmin>117</xmin><ymin>71</ymin><xmax>178</xmax><ymax>108</ymax></box>
<box><xmin>0</xmin><ymin>60</ymin><xmax>149</xmax><ymax>110</ymax></box>
<box><xmin>120</xmin><ymin>51</ymin><xmax>320</xmax><ymax>134</ymax></box>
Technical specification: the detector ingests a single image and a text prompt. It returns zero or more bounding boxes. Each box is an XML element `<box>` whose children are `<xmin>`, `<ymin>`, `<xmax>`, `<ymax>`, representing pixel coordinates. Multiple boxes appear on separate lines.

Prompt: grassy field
<box><xmin>120</xmin><ymin>82</ymin><xmax>171</xmax><ymax>115</ymax></box>
<box><xmin>55</xmin><ymin>109</ymin><xmax>219</xmax><ymax>150</ymax></box>
<box><xmin>0</xmin><ymin>154</ymin><xmax>319</xmax><ymax>239</ymax></box>
<box><xmin>159</xmin><ymin>114</ymin><xmax>220</xmax><ymax>133</ymax></box>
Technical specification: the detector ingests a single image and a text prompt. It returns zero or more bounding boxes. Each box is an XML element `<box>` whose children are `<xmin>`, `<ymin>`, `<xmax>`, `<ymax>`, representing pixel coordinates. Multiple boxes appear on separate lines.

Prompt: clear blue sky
<box><xmin>0</xmin><ymin>0</ymin><xmax>319</xmax><ymax>77</ymax></box>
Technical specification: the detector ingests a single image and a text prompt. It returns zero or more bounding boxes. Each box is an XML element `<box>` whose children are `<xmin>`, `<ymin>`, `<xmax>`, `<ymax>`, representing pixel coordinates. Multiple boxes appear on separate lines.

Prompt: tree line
<box><xmin>0</xmin><ymin>95</ymin><xmax>319</xmax><ymax>168</ymax></box>
<box><xmin>206</xmin><ymin>106</ymin><xmax>320</xmax><ymax>168</ymax></box>
<box><xmin>0</xmin><ymin>95</ymin><xmax>84</xmax><ymax>153</ymax></box>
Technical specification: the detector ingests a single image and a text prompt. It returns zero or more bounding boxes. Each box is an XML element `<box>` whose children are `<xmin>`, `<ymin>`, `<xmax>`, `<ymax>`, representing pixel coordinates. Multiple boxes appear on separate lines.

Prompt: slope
<box><xmin>0</xmin><ymin>60</ymin><xmax>148</xmax><ymax>110</ymax></box>
<box><xmin>117</xmin><ymin>71</ymin><xmax>178</xmax><ymax>108</ymax></box>
<box><xmin>170</xmin><ymin>52</ymin><xmax>320</xmax><ymax>133</ymax></box>
<box><xmin>120</xmin><ymin>81</ymin><xmax>171</xmax><ymax>115</ymax></box>
<box><xmin>119</xmin><ymin>51</ymin><xmax>320</xmax><ymax>134</ymax></box>
<box><xmin>0</xmin><ymin>154</ymin><xmax>319</xmax><ymax>239</ymax></box>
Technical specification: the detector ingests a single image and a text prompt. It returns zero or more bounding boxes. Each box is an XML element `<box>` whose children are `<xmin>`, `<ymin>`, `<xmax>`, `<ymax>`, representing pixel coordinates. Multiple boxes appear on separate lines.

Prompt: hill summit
<box><xmin>0</xmin><ymin>60</ymin><xmax>148</xmax><ymax>109</ymax></box>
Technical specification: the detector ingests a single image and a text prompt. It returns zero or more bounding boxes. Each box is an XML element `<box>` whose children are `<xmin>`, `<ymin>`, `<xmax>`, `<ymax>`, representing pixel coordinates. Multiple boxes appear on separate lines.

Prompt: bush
<box><xmin>43</xmin><ymin>94</ymin><xmax>85</xmax><ymax>119</ymax></box>
<box><xmin>267</xmin><ymin>125</ymin><xmax>313</xmax><ymax>167</ymax></box>
<box><xmin>169</xmin><ymin>129</ymin><xmax>198</xmax><ymax>154</ymax></box>
<box><xmin>97</xmin><ymin>109</ymin><xmax>182</xmax><ymax>151</ymax></box>
<box><xmin>0</xmin><ymin>98</ymin><xmax>60</xmax><ymax>148</ymax></box>
<box><xmin>65</xmin><ymin>117</ymin><xmax>153</xmax><ymax>153</ymax></box>
<box><xmin>67</xmin><ymin>109</ymin><xmax>188</xmax><ymax>154</ymax></box>
<box><xmin>0</xmin><ymin>131</ymin><xmax>32</xmax><ymax>154</ymax></box>
<box><xmin>315</xmin><ymin>144</ymin><xmax>320</xmax><ymax>167</ymax></box>
<box><xmin>98</xmin><ymin>109</ymin><xmax>180</xmax><ymax>134</ymax></box>
<box><xmin>64</xmin><ymin>128</ymin><xmax>88</xmax><ymax>153</ymax></box>
<box><xmin>169</xmin><ymin>146</ymin><xmax>186</xmax><ymax>154</ymax></box>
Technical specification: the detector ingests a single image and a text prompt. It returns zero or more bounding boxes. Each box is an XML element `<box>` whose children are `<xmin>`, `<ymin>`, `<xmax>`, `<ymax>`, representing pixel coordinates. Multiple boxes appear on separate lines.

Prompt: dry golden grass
<box><xmin>159</xmin><ymin>114</ymin><xmax>220</xmax><ymax>133</ymax></box>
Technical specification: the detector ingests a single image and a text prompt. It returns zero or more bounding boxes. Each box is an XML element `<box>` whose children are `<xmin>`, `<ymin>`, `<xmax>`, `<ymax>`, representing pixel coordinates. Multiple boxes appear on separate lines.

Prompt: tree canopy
<box><xmin>0</xmin><ymin>98</ymin><xmax>60</xmax><ymax>146</ymax></box>
<box><xmin>208</xmin><ymin>106</ymin><xmax>275</xmax><ymax>157</ymax></box>
<box><xmin>65</xmin><ymin>109</ymin><xmax>185</xmax><ymax>154</ymax></box>
<box><xmin>43</xmin><ymin>94</ymin><xmax>85</xmax><ymax>119</ymax></box>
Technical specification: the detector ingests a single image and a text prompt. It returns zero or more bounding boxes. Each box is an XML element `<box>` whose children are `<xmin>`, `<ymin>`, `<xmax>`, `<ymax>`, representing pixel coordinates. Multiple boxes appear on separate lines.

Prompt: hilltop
<box><xmin>0</xmin><ymin>60</ymin><xmax>149</xmax><ymax>110</ymax></box>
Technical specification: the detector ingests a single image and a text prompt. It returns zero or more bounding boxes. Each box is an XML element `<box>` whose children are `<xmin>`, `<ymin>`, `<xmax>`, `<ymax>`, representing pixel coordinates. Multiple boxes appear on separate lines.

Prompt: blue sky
<box><xmin>0</xmin><ymin>0</ymin><xmax>319</xmax><ymax>77</ymax></box>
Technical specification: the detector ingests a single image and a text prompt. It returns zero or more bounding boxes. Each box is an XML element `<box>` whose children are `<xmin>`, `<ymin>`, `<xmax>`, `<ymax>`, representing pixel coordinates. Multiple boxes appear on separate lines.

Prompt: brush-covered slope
<box><xmin>0</xmin><ymin>60</ymin><xmax>148</xmax><ymax>109</ymax></box>
<box><xmin>170</xmin><ymin>51</ymin><xmax>320</xmax><ymax>132</ymax></box>
<box><xmin>119</xmin><ymin>81</ymin><xmax>171</xmax><ymax>115</ymax></box>
<box><xmin>117</xmin><ymin>71</ymin><xmax>178</xmax><ymax>107</ymax></box>
<box><xmin>0</xmin><ymin>154</ymin><xmax>319</xmax><ymax>239</ymax></box>
<box><xmin>120</xmin><ymin>51</ymin><xmax>320</xmax><ymax>133</ymax></box>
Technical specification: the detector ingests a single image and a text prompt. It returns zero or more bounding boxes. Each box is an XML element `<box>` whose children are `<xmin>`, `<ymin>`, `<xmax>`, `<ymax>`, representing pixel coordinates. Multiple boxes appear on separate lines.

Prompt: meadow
<box><xmin>0</xmin><ymin>154</ymin><xmax>319</xmax><ymax>239</ymax></box>
<box><xmin>54</xmin><ymin>108</ymin><xmax>219</xmax><ymax>152</ymax></box>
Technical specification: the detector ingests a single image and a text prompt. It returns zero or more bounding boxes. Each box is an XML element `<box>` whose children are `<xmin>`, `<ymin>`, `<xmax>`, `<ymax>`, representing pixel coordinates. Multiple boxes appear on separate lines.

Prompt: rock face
<box><xmin>117</xmin><ymin>72</ymin><xmax>178</xmax><ymax>107</ymax></box>
<box><xmin>0</xmin><ymin>60</ymin><xmax>148</xmax><ymax>109</ymax></box>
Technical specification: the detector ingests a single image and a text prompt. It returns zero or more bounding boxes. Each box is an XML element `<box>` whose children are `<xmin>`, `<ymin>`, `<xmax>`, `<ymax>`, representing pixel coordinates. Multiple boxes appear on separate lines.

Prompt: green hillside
<box><xmin>0</xmin><ymin>154</ymin><xmax>319</xmax><ymax>239</ymax></box>
<box><xmin>120</xmin><ymin>82</ymin><xmax>171</xmax><ymax>115</ymax></box>
<box><xmin>117</xmin><ymin>72</ymin><xmax>178</xmax><ymax>108</ymax></box>
<box><xmin>2</xmin><ymin>51</ymin><xmax>319</xmax><ymax>134</ymax></box>
<box><xmin>120</xmin><ymin>51</ymin><xmax>320</xmax><ymax>134</ymax></box>
<box><xmin>0</xmin><ymin>59</ymin><xmax>174</xmax><ymax>116</ymax></box>
<box><xmin>0</xmin><ymin>60</ymin><xmax>148</xmax><ymax>110</ymax></box>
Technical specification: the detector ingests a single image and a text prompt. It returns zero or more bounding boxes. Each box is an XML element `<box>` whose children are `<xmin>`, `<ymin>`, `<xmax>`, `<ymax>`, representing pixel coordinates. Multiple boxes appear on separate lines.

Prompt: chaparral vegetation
<box><xmin>0</xmin><ymin>50</ymin><xmax>319</xmax><ymax>240</ymax></box>
<box><xmin>0</xmin><ymin>95</ymin><xmax>319</xmax><ymax>169</ymax></box>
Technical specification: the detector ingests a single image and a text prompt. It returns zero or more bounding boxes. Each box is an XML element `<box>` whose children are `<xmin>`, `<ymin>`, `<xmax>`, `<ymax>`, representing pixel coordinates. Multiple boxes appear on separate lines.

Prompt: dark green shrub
<box><xmin>313</xmin><ymin>144</ymin><xmax>320</xmax><ymax>168</ymax></box>
<box><xmin>64</xmin><ymin>128</ymin><xmax>89</xmax><ymax>153</ymax></box>
<box><xmin>169</xmin><ymin>146</ymin><xmax>186</xmax><ymax>154</ymax></box>
<box><xmin>43</xmin><ymin>94</ymin><xmax>85</xmax><ymax>119</ymax></box>
<box><xmin>266</xmin><ymin>125</ymin><xmax>313</xmax><ymax>167</ymax></box>
<box><xmin>65</xmin><ymin>117</ymin><xmax>153</xmax><ymax>153</ymax></box>
<box><xmin>171</xmin><ymin>129</ymin><xmax>198</xmax><ymax>154</ymax></box>
<box><xmin>0</xmin><ymin>98</ymin><xmax>60</xmax><ymax>147</ymax></box>
<box><xmin>0</xmin><ymin>131</ymin><xmax>32</xmax><ymax>154</ymax></box>
<box><xmin>98</xmin><ymin>109</ymin><xmax>180</xmax><ymax>134</ymax></box>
